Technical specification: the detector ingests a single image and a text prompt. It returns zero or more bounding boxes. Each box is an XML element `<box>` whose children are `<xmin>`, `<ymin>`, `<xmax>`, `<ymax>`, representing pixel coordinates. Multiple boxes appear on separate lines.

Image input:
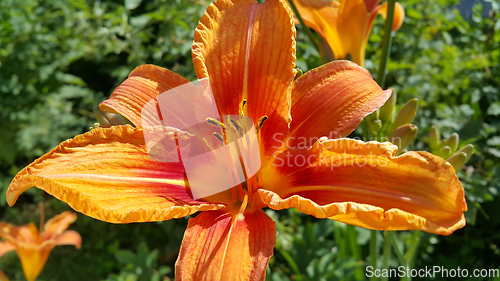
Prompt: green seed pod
<box><xmin>390</xmin><ymin>99</ymin><xmax>418</xmax><ymax>135</ymax></box>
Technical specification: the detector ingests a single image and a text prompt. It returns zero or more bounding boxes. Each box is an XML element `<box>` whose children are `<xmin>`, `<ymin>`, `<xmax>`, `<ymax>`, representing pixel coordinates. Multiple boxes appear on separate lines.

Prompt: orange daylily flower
<box><xmin>7</xmin><ymin>0</ymin><xmax>465</xmax><ymax>280</ymax></box>
<box><xmin>290</xmin><ymin>0</ymin><xmax>405</xmax><ymax>66</ymax></box>
<box><xmin>0</xmin><ymin>211</ymin><xmax>81</xmax><ymax>281</ymax></box>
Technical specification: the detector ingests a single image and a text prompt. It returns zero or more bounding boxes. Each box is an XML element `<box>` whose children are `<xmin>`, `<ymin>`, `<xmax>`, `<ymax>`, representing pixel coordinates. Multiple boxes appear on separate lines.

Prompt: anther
<box><xmin>206</xmin><ymin>117</ymin><xmax>226</xmax><ymax>130</ymax></box>
<box><xmin>239</xmin><ymin>99</ymin><xmax>247</xmax><ymax>115</ymax></box>
<box><xmin>230</xmin><ymin>118</ymin><xmax>245</xmax><ymax>136</ymax></box>
<box><xmin>212</xmin><ymin>132</ymin><xmax>225</xmax><ymax>144</ymax></box>
<box><xmin>256</xmin><ymin>115</ymin><xmax>268</xmax><ymax>133</ymax></box>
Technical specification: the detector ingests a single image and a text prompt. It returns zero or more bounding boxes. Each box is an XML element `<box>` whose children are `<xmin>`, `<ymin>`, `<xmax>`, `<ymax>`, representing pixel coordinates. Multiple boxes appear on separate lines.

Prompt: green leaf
<box><xmin>115</xmin><ymin>250</ymin><xmax>137</xmax><ymax>265</ymax></box>
<box><xmin>125</xmin><ymin>0</ymin><xmax>142</xmax><ymax>10</ymax></box>
<box><xmin>487</xmin><ymin>102</ymin><xmax>500</xmax><ymax>116</ymax></box>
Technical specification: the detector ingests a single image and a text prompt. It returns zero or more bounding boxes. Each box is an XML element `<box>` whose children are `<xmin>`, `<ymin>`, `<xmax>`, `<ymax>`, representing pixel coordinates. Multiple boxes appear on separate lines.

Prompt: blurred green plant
<box><xmin>105</xmin><ymin>242</ymin><xmax>171</xmax><ymax>281</ymax></box>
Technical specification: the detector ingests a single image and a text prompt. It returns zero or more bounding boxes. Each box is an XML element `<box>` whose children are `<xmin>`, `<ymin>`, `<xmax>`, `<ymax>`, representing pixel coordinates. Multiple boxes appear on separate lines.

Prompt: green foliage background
<box><xmin>0</xmin><ymin>0</ymin><xmax>499</xmax><ymax>280</ymax></box>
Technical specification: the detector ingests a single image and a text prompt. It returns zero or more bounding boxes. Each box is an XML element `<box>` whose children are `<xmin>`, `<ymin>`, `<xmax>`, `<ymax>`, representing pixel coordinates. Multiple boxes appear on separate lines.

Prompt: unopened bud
<box><xmin>368</xmin><ymin>119</ymin><xmax>383</xmax><ymax>136</ymax></box>
<box><xmin>439</xmin><ymin>146</ymin><xmax>452</xmax><ymax>160</ymax></box>
<box><xmin>390</xmin><ymin>99</ymin><xmax>418</xmax><ymax>134</ymax></box>
<box><xmin>294</xmin><ymin>68</ymin><xmax>303</xmax><ymax>80</ymax></box>
<box><xmin>94</xmin><ymin>107</ymin><xmax>127</xmax><ymax>128</ymax></box>
<box><xmin>455</xmin><ymin>144</ymin><xmax>474</xmax><ymax>163</ymax></box>
<box><xmin>379</xmin><ymin>89</ymin><xmax>397</xmax><ymax>124</ymax></box>
<box><xmin>441</xmin><ymin>133</ymin><xmax>459</xmax><ymax>154</ymax></box>
<box><xmin>429</xmin><ymin>126</ymin><xmax>440</xmax><ymax>152</ymax></box>
<box><xmin>447</xmin><ymin>152</ymin><xmax>467</xmax><ymax>172</ymax></box>
<box><xmin>389</xmin><ymin>124</ymin><xmax>418</xmax><ymax>153</ymax></box>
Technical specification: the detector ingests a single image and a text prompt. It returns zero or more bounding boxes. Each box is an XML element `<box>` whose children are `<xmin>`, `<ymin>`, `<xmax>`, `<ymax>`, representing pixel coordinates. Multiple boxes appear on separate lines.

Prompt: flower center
<box><xmin>206</xmin><ymin>102</ymin><xmax>267</xmax><ymax>210</ymax></box>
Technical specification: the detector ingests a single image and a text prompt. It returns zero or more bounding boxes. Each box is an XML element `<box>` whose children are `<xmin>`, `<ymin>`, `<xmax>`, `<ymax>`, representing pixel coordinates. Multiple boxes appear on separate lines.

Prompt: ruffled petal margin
<box><xmin>260</xmin><ymin>139</ymin><xmax>467</xmax><ymax>235</ymax></box>
<box><xmin>175</xmin><ymin>209</ymin><xmax>276</xmax><ymax>281</ymax></box>
<box><xmin>7</xmin><ymin>126</ymin><xmax>224</xmax><ymax>223</ymax></box>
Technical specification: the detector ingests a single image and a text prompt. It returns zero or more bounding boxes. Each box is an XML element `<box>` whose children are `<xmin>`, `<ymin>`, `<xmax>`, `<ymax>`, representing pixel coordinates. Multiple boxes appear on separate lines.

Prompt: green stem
<box><xmin>369</xmin><ymin>230</ymin><xmax>378</xmax><ymax>281</ymax></box>
<box><xmin>377</xmin><ymin>0</ymin><xmax>396</xmax><ymax>88</ymax></box>
<box><xmin>347</xmin><ymin>225</ymin><xmax>364</xmax><ymax>280</ymax></box>
<box><xmin>334</xmin><ymin>221</ymin><xmax>346</xmax><ymax>259</ymax></box>
<box><xmin>287</xmin><ymin>0</ymin><xmax>320</xmax><ymax>53</ymax></box>
<box><xmin>381</xmin><ymin>231</ymin><xmax>392</xmax><ymax>281</ymax></box>
<box><xmin>361</xmin><ymin>119</ymin><xmax>371</xmax><ymax>141</ymax></box>
<box><xmin>403</xmin><ymin>231</ymin><xmax>421</xmax><ymax>281</ymax></box>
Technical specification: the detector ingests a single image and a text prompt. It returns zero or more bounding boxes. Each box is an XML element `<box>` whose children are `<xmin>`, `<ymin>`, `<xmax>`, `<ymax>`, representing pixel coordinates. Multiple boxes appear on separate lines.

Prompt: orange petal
<box><xmin>42</xmin><ymin>211</ymin><xmax>77</xmax><ymax>239</ymax></box>
<box><xmin>287</xmin><ymin>61</ymin><xmax>390</xmax><ymax>148</ymax></box>
<box><xmin>193</xmin><ymin>0</ymin><xmax>296</xmax><ymax>158</ymax></box>
<box><xmin>293</xmin><ymin>0</ymin><xmax>374</xmax><ymax>65</ymax></box>
<box><xmin>377</xmin><ymin>2</ymin><xmax>405</xmax><ymax>31</ymax></box>
<box><xmin>0</xmin><ymin>270</ymin><xmax>9</xmax><ymax>281</ymax></box>
<box><xmin>54</xmin><ymin>231</ymin><xmax>82</xmax><ymax>249</ymax></box>
<box><xmin>100</xmin><ymin>64</ymin><xmax>190</xmax><ymax>126</ymax></box>
<box><xmin>15</xmin><ymin>242</ymin><xmax>54</xmax><ymax>281</ymax></box>
<box><xmin>175</xmin><ymin>209</ymin><xmax>276</xmax><ymax>281</ymax></box>
<box><xmin>289</xmin><ymin>0</ymin><xmax>341</xmax><ymax>55</ymax></box>
<box><xmin>7</xmin><ymin>126</ymin><xmax>225</xmax><ymax>223</ymax></box>
<box><xmin>363</xmin><ymin>0</ymin><xmax>381</xmax><ymax>13</ymax></box>
<box><xmin>0</xmin><ymin>223</ymin><xmax>19</xmax><ymax>245</ymax></box>
<box><xmin>260</xmin><ymin>139</ymin><xmax>467</xmax><ymax>235</ymax></box>
<box><xmin>0</xmin><ymin>241</ymin><xmax>15</xmax><ymax>258</ymax></box>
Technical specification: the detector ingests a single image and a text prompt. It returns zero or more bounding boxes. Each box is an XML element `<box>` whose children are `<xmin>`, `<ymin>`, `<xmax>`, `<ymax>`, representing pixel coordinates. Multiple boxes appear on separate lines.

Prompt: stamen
<box><xmin>256</xmin><ymin>115</ymin><xmax>268</xmax><ymax>133</ymax></box>
<box><xmin>206</xmin><ymin>117</ymin><xmax>226</xmax><ymax>130</ymax></box>
<box><xmin>237</xmin><ymin>194</ymin><xmax>249</xmax><ymax>221</ymax></box>
<box><xmin>212</xmin><ymin>132</ymin><xmax>225</xmax><ymax>145</ymax></box>
<box><xmin>229</xmin><ymin>118</ymin><xmax>245</xmax><ymax>136</ymax></box>
<box><xmin>239</xmin><ymin>99</ymin><xmax>247</xmax><ymax>115</ymax></box>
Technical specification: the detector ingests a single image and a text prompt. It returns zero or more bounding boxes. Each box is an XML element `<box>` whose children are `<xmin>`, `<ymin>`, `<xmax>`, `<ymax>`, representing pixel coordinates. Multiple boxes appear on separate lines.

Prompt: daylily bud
<box><xmin>390</xmin><ymin>99</ymin><xmax>418</xmax><ymax>134</ymax></box>
<box><xmin>389</xmin><ymin>124</ymin><xmax>418</xmax><ymax>153</ymax></box>
<box><xmin>94</xmin><ymin>107</ymin><xmax>127</xmax><ymax>128</ymax></box>
<box><xmin>439</xmin><ymin>146</ymin><xmax>452</xmax><ymax>160</ymax></box>
<box><xmin>429</xmin><ymin>126</ymin><xmax>440</xmax><ymax>152</ymax></box>
<box><xmin>294</xmin><ymin>68</ymin><xmax>303</xmax><ymax>80</ymax></box>
<box><xmin>366</xmin><ymin>109</ymin><xmax>379</xmax><ymax>122</ymax></box>
<box><xmin>368</xmin><ymin>119</ymin><xmax>382</xmax><ymax>136</ymax></box>
<box><xmin>455</xmin><ymin>144</ymin><xmax>474</xmax><ymax>163</ymax></box>
<box><xmin>447</xmin><ymin>152</ymin><xmax>467</xmax><ymax>172</ymax></box>
<box><xmin>441</xmin><ymin>133</ymin><xmax>459</xmax><ymax>154</ymax></box>
<box><xmin>379</xmin><ymin>88</ymin><xmax>397</xmax><ymax>124</ymax></box>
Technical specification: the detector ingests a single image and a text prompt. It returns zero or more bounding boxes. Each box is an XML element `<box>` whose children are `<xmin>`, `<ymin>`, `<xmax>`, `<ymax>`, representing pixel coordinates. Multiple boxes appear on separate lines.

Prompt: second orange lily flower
<box><xmin>290</xmin><ymin>0</ymin><xmax>405</xmax><ymax>66</ymax></box>
<box><xmin>0</xmin><ymin>211</ymin><xmax>81</xmax><ymax>281</ymax></box>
